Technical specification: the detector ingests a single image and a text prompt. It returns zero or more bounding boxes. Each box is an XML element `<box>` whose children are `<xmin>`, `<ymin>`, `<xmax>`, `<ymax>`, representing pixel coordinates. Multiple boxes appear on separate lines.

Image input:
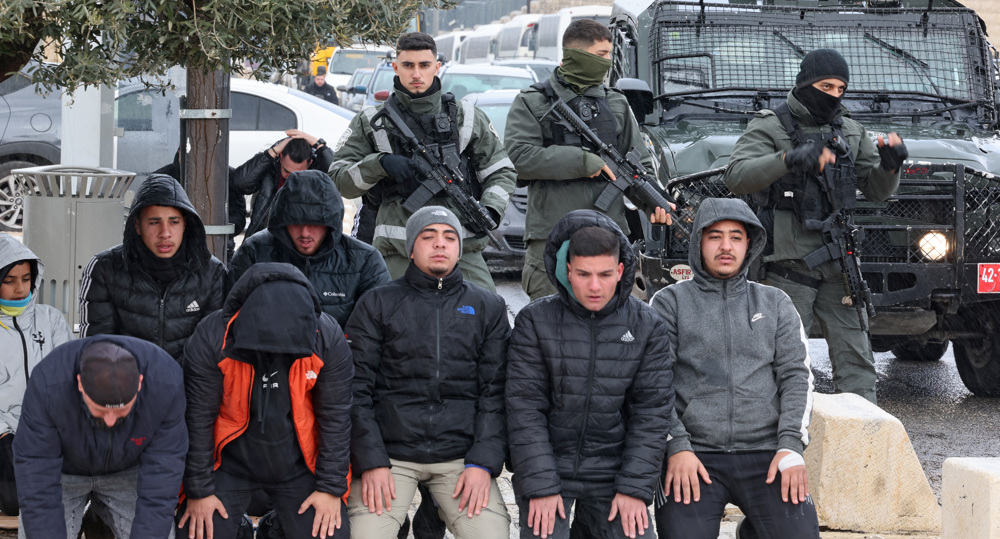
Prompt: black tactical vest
<box><xmin>532</xmin><ymin>80</ymin><xmax>618</xmax><ymax>167</ymax></box>
<box><xmin>382</xmin><ymin>93</ymin><xmax>481</xmax><ymax>199</ymax></box>
<box><xmin>752</xmin><ymin>102</ymin><xmax>857</xmax><ymax>225</ymax></box>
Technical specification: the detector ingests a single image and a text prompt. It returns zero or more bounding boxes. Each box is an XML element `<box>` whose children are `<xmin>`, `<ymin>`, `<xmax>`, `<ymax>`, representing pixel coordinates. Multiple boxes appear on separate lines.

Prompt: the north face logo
<box><xmin>621</xmin><ymin>331</ymin><xmax>635</xmax><ymax>343</ymax></box>
<box><xmin>130</xmin><ymin>437</ymin><xmax>146</xmax><ymax>446</ymax></box>
<box><xmin>305</xmin><ymin>370</ymin><xmax>318</xmax><ymax>380</ymax></box>
<box><xmin>185</xmin><ymin>301</ymin><xmax>200</xmax><ymax>313</ymax></box>
<box><xmin>457</xmin><ymin>306</ymin><xmax>476</xmax><ymax>315</ymax></box>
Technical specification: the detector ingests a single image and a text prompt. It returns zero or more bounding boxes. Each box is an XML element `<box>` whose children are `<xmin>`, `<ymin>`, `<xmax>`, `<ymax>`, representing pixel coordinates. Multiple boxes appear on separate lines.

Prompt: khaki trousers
<box><xmin>347</xmin><ymin>458</ymin><xmax>510</xmax><ymax>539</ymax></box>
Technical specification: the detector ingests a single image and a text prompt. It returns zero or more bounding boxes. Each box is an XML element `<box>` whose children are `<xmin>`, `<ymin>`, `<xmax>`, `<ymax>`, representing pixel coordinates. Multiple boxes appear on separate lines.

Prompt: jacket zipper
<box><xmin>426</xmin><ymin>281</ymin><xmax>443</xmax><ymax>459</ymax></box>
<box><xmin>103</xmin><ymin>428</ymin><xmax>113</xmax><ymax>471</ymax></box>
<box><xmin>572</xmin><ymin>313</ymin><xmax>598</xmax><ymax>479</ymax></box>
<box><xmin>13</xmin><ymin>317</ymin><xmax>28</xmax><ymax>384</ymax></box>
<box><xmin>724</xmin><ymin>280</ymin><xmax>735</xmax><ymax>452</ymax></box>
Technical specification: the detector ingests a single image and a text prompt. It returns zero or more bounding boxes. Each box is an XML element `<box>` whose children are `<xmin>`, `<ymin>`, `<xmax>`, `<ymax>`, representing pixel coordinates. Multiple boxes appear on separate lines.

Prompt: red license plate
<box><xmin>979</xmin><ymin>264</ymin><xmax>1000</xmax><ymax>294</ymax></box>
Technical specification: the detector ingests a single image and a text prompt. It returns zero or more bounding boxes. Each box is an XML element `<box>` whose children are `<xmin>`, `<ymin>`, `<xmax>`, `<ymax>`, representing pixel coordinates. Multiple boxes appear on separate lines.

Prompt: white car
<box><xmin>116</xmin><ymin>77</ymin><xmax>353</xmax><ymax>177</ymax></box>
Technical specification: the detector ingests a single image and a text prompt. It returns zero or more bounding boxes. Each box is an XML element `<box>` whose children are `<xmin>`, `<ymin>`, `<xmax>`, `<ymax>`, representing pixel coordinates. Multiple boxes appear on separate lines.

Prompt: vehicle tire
<box><xmin>891</xmin><ymin>340</ymin><xmax>948</xmax><ymax>362</ymax></box>
<box><xmin>954</xmin><ymin>335</ymin><xmax>1000</xmax><ymax>398</ymax></box>
<box><xmin>0</xmin><ymin>160</ymin><xmax>36</xmax><ymax>232</ymax></box>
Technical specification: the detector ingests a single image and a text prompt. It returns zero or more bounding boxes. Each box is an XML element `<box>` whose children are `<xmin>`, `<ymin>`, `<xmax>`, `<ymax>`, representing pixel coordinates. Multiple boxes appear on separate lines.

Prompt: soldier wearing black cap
<box><xmin>725</xmin><ymin>48</ymin><xmax>908</xmax><ymax>404</ymax></box>
<box><xmin>13</xmin><ymin>335</ymin><xmax>187</xmax><ymax>538</ymax></box>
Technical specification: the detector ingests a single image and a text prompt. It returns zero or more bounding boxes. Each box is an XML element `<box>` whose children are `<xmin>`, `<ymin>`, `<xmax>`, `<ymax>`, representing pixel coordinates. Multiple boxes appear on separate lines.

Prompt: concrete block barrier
<box><xmin>942</xmin><ymin>457</ymin><xmax>1000</xmax><ymax>539</ymax></box>
<box><xmin>804</xmin><ymin>393</ymin><xmax>941</xmax><ymax>534</ymax></box>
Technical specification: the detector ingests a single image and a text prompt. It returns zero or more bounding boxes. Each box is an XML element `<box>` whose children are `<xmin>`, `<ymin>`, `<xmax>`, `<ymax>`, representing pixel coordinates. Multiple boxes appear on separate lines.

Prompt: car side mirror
<box><xmin>615</xmin><ymin>78</ymin><xmax>655</xmax><ymax>124</ymax></box>
<box><xmin>374</xmin><ymin>90</ymin><xmax>390</xmax><ymax>102</ymax></box>
<box><xmin>353</xmin><ymin>85</ymin><xmax>367</xmax><ymax>94</ymax></box>
<box><xmin>336</xmin><ymin>85</ymin><xmax>348</xmax><ymax>92</ymax></box>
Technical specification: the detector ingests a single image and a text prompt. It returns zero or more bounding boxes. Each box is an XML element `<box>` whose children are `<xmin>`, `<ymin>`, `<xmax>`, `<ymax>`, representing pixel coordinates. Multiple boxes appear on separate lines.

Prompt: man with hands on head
<box><xmin>232</xmin><ymin>128</ymin><xmax>336</xmax><ymax>239</ymax></box>
<box><xmin>650</xmin><ymin>197</ymin><xmax>818</xmax><ymax>538</ymax></box>
<box><xmin>505</xmin><ymin>209</ymin><xmax>674</xmax><ymax>539</ymax></box>
<box><xmin>344</xmin><ymin>206</ymin><xmax>511</xmax><ymax>538</ymax></box>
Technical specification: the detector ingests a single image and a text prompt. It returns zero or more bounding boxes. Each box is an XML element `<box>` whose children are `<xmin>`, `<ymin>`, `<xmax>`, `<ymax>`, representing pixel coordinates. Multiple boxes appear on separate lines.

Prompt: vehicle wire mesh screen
<box><xmin>649</xmin><ymin>2</ymin><xmax>996</xmax><ymax>108</ymax></box>
<box><xmin>665</xmin><ymin>165</ymin><xmax>1000</xmax><ymax>265</ymax></box>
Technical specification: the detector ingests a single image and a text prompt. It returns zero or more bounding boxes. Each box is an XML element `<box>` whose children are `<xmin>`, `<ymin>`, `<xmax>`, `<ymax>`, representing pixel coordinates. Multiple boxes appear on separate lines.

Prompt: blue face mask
<box><xmin>0</xmin><ymin>291</ymin><xmax>32</xmax><ymax>317</ymax></box>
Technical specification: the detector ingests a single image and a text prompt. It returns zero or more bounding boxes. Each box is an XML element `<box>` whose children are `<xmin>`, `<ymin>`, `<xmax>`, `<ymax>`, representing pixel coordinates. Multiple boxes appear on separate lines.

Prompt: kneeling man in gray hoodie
<box><xmin>650</xmin><ymin>197</ymin><xmax>819</xmax><ymax>538</ymax></box>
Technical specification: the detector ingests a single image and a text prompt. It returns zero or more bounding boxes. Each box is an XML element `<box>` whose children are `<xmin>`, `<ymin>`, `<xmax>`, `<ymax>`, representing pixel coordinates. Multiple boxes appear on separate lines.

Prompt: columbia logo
<box><xmin>621</xmin><ymin>330</ymin><xmax>635</xmax><ymax>343</ymax></box>
<box><xmin>305</xmin><ymin>370</ymin><xmax>318</xmax><ymax>380</ymax></box>
<box><xmin>751</xmin><ymin>313</ymin><xmax>765</xmax><ymax>323</ymax></box>
<box><xmin>323</xmin><ymin>291</ymin><xmax>346</xmax><ymax>297</ymax></box>
<box><xmin>185</xmin><ymin>301</ymin><xmax>200</xmax><ymax>313</ymax></box>
<box><xmin>457</xmin><ymin>306</ymin><xmax>476</xmax><ymax>315</ymax></box>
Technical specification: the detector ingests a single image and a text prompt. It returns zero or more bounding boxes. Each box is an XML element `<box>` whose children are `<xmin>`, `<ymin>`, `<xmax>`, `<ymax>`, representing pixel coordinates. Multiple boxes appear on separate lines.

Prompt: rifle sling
<box><xmin>765</xmin><ymin>262</ymin><xmax>822</xmax><ymax>289</ymax></box>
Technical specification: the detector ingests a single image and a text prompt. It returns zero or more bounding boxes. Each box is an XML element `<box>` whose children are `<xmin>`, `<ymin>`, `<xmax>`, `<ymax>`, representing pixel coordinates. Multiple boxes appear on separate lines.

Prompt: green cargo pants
<box><xmin>764</xmin><ymin>259</ymin><xmax>877</xmax><ymax>404</ymax></box>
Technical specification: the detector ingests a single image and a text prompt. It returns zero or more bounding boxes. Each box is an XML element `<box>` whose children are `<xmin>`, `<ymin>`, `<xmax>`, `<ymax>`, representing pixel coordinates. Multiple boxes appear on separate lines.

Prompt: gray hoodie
<box><xmin>650</xmin><ymin>198</ymin><xmax>814</xmax><ymax>455</ymax></box>
<box><xmin>0</xmin><ymin>235</ymin><xmax>73</xmax><ymax>435</ymax></box>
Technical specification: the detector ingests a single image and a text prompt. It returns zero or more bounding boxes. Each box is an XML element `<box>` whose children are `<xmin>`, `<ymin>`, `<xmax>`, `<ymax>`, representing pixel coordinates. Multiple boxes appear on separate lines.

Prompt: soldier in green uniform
<box><xmin>504</xmin><ymin>19</ymin><xmax>671</xmax><ymax>301</ymax></box>
<box><xmin>724</xmin><ymin>49</ymin><xmax>908</xmax><ymax>403</ymax></box>
<box><xmin>328</xmin><ymin>32</ymin><xmax>516</xmax><ymax>292</ymax></box>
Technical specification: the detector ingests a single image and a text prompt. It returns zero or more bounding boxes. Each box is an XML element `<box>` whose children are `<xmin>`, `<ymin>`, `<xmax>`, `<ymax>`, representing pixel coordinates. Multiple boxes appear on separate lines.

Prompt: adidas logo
<box><xmin>185</xmin><ymin>300</ymin><xmax>200</xmax><ymax>313</ymax></box>
<box><xmin>751</xmin><ymin>313</ymin><xmax>764</xmax><ymax>323</ymax></box>
<box><xmin>620</xmin><ymin>330</ymin><xmax>635</xmax><ymax>343</ymax></box>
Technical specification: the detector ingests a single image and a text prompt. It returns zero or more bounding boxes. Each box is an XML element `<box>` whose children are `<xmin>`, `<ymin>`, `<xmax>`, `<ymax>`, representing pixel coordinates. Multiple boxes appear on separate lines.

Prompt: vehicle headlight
<box><xmin>918</xmin><ymin>231</ymin><xmax>949</xmax><ymax>261</ymax></box>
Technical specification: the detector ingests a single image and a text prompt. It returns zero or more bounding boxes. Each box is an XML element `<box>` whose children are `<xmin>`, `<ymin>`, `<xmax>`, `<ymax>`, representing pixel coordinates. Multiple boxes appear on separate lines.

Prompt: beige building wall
<box><xmin>964</xmin><ymin>0</ymin><xmax>999</xmax><ymax>38</ymax></box>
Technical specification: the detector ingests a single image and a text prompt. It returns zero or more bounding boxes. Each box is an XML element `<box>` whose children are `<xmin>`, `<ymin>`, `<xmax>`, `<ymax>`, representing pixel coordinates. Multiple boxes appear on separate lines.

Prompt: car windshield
<box><xmin>649</xmin><ymin>1</ymin><xmax>997</xmax><ymax>122</ymax></box>
<box><xmin>370</xmin><ymin>67</ymin><xmax>395</xmax><ymax>96</ymax></box>
<box><xmin>475</xmin><ymin>103</ymin><xmax>513</xmax><ymax>141</ymax></box>
<box><xmin>441</xmin><ymin>73</ymin><xmax>533</xmax><ymax>100</ymax></box>
<box><xmin>330</xmin><ymin>50</ymin><xmax>385</xmax><ymax>75</ymax></box>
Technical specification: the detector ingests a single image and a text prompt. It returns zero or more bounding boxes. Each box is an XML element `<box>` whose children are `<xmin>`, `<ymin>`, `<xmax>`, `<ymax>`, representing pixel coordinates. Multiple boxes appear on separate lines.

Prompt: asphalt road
<box><xmin>494</xmin><ymin>274</ymin><xmax>1000</xmax><ymax>502</ymax></box>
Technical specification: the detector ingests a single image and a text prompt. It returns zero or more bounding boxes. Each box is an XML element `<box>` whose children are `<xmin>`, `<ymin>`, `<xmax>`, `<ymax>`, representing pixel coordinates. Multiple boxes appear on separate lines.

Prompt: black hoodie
<box><xmin>79</xmin><ymin>175</ymin><xmax>227</xmax><ymax>360</ymax></box>
<box><xmin>505</xmin><ymin>209</ymin><xmax>674</xmax><ymax>504</ymax></box>
<box><xmin>230</xmin><ymin>169</ymin><xmax>390</xmax><ymax>328</ymax></box>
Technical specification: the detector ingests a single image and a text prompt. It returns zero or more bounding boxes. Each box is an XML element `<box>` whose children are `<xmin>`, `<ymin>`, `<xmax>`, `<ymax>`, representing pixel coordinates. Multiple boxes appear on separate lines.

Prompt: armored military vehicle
<box><xmin>609</xmin><ymin>0</ymin><xmax>1000</xmax><ymax>396</ymax></box>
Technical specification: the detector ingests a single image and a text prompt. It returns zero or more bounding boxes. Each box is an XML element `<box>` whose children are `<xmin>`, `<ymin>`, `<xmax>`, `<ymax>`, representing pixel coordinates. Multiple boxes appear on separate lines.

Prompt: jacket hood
<box><xmin>123</xmin><ymin>174</ymin><xmax>210</xmax><ymax>268</ymax></box>
<box><xmin>0</xmin><ymin>234</ymin><xmax>43</xmax><ymax>294</ymax></box>
<box><xmin>223</xmin><ymin>262</ymin><xmax>323</xmax><ymax>358</ymax></box>
<box><xmin>268</xmin><ymin>170</ymin><xmax>344</xmax><ymax>257</ymax></box>
<box><xmin>544</xmin><ymin>209</ymin><xmax>636</xmax><ymax>315</ymax></box>
<box><xmin>688</xmin><ymin>198</ymin><xmax>766</xmax><ymax>284</ymax></box>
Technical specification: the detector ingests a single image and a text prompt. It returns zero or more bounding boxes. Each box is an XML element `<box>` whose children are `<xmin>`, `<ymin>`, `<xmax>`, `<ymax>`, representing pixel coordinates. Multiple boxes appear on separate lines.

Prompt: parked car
<box><xmin>325</xmin><ymin>44</ymin><xmax>393</xmax><ymax>100</ymax></box>
<box><xmin>359</xmin><ymin>54</ymin><xmax>397</xmax><ymax>109</ymax></box>
<box><xmin>462</xmin><ymin>89</ymin><xmax>527</xmax><ymax>271</ymax></box>
<box><xmin>0</xmin><ymin>63</ymin><xmax>61</xmax><ymax>231</ymax></box>
<box><xmin>439</xmin><ymin>64</ymin><xmax>536</xmax><ymax>101</ymax></box>
<box><xmin>612</xmin><ymin>0</ymin><xmax>1000</xmax><ymax>396</ymax></box>
<box><xmin>116</xmin><ymin>77</ymin><xmax>352</xmax><ymax>181</ymax></box>
<box><xmin>338</xmin><ymin>67</ymin><xmax>374</xmax><ymax>112</ymax></box>
<box><xmin>491</xmin><ymin>59</ymin><xmax>559</xmax><ymax>81</ymax></box>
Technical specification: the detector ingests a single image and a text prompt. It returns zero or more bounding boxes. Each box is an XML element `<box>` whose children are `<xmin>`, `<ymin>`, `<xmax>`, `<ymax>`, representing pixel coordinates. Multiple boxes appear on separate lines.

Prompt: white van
<box><xmin>326</xmin><ymin>44</ymin><xmax>393</xmax><ymax>97</ymax></box>
<box><xmin>435</xmin><ymin>31</ymin><xmax>470</xmax><ymax>63</ymax></box>
<box><xmin>458</xmin><ymin>24</ymin><xmax>504</xmax><ymax>64</ymax></box>
<box><xmin>495</xmin><ymin>14</ymin><xmax>542</xmax><ymax>60</ymax></box>
<box><xmin>533</xmin><ymin>5</ymin><xmax>612</xmax><ymax>61</ymax></box>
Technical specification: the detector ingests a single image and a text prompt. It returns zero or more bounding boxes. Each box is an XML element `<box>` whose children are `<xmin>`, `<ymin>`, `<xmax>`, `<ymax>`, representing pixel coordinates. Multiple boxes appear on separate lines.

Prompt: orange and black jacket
<box><xmin>181</xmin><ymin>263</ymin><xmax>353</xmax><ymax>500</ymax></box>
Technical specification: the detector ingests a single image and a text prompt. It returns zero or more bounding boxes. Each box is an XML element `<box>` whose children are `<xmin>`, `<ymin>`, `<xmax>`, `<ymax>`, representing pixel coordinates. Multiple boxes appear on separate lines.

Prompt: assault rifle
<box><xmin>370</xmin><ymin>101</ymin><xmax>503</xmax><ymax>250</ymax></box>
<box><xmin>540</xmin><ymin>97</ymin><xmax>678</xmax><ymax>222</ymax></box>
<box><xmin>801</xmin><ymin>135</ymin><xmax>875</xmax><ymax>331</ymax></box>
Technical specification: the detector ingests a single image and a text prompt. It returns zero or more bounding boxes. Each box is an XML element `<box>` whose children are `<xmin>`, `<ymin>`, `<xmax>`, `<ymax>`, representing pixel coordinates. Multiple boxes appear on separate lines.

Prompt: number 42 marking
<box><xmin>978</xmin><ymin>264</ymin><xmax>1000</xmax><ymax>293</ymax></box>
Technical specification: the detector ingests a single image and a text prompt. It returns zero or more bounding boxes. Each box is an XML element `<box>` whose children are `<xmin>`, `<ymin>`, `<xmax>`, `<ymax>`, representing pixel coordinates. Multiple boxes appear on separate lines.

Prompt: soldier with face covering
<box><xmin>725</xmin><ymin>48</ymin><xmax>908</xmax><ymax>404</ymax></box>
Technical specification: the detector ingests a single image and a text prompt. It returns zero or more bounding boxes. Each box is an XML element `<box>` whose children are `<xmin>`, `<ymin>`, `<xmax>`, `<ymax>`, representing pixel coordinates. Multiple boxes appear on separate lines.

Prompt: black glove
<box><xmin>878</xmin><ymin>138</ymin><xmax>908</xmax><ymax>172</ymax></box>
<box><xmin>783</xmin><ymin>141</ymin><xmax>825</xmax><ymax>175</ymax></box>
<box><xmin>379</xmin><ymin>154</ymin><xmax>421</xmax><ymax>184</ymax></box>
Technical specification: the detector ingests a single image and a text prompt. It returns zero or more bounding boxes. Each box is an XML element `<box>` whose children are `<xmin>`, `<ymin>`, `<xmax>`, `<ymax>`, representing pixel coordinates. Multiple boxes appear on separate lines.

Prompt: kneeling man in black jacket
<box><xmin>179</xmin><ymin>263</ymin><xmax>354</xmax><ymax>539</ymax></box>
<box><xmin>506</xmin><ymin>210</ymin><xmax>674</xmax><ymax>539</ymax></box>
<box><xmin>345</xmin><ymin>206</ymin><xmax>511</xmax><ymax>538</ymax></box>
